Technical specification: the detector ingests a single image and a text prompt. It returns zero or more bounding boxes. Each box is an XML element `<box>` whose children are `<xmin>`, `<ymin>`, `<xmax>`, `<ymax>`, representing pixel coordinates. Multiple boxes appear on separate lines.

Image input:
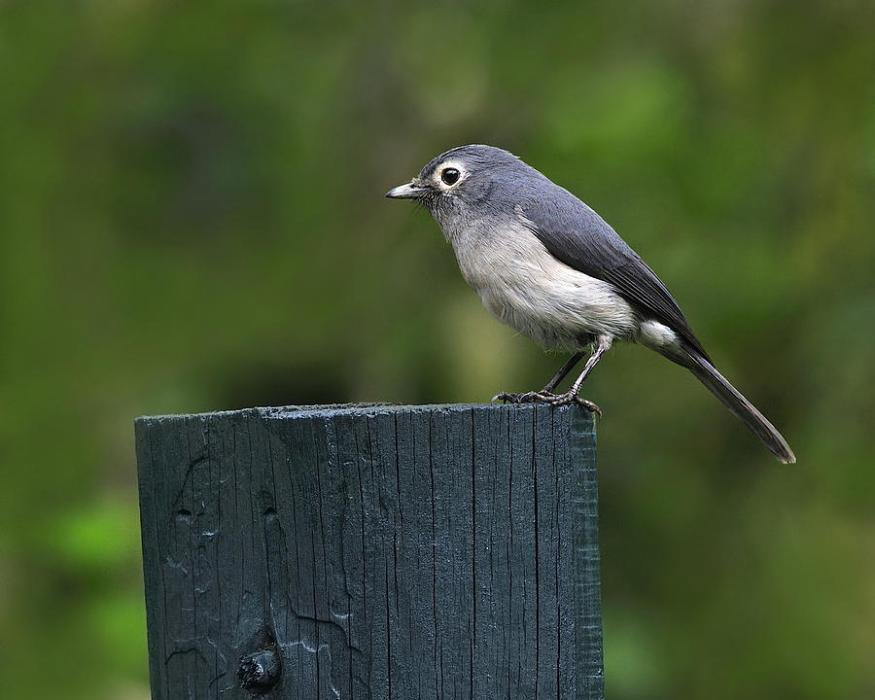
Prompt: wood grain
<box><xmin>135</xmin><ymin>403</ymin><xmax>603</xmax><ymax>699</ymax></box>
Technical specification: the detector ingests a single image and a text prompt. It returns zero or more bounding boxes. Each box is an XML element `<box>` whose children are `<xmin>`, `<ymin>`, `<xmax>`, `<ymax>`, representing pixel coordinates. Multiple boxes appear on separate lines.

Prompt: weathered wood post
<box><xmin>135</xmin><ymin>403</ymin><xmax>603</xmax><ymax>699</ymax></box>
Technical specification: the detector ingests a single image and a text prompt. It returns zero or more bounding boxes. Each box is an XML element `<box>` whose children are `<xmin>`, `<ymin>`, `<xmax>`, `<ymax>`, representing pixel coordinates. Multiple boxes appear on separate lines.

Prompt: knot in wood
<box><xmin>238</xmin><ymin>647</ymin><xmax>281</xmax><ymax>693</ymax></box>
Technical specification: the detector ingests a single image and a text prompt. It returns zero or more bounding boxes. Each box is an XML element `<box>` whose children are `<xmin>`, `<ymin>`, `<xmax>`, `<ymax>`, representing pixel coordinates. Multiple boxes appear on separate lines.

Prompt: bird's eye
<box><xmin>440</xmin><ymin>168</ymin><xmax>460</xmax><ymax>186</ymax></box>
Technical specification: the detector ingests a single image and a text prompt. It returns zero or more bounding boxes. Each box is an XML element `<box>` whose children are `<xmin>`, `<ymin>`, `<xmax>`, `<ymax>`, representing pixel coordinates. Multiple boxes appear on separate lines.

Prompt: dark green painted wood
<box><xmin>135</xmin><ymin>403</ymin><xmax>603</xmax><ymax>699</ymax></box>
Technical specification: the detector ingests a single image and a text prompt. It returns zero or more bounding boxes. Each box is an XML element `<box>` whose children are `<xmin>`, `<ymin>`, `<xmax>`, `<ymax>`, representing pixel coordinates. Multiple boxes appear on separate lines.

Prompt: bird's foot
<box><xmin>491</xmin><ymin>391</ymin><xmax>544</xmax><ymax>404</ymax></box>
<box><xmin>492</xmin><ymin>390</ymin><xmax>602</xmax><ymax>416</ymax></box>
<box><xmin>541</xmin><ymin>390</ymin><xmax>602</xmax><ymax>416</ymax></box>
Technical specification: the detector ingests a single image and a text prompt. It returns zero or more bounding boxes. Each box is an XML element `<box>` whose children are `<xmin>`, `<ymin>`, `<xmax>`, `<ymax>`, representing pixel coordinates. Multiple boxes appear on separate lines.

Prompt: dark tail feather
<box><xmin>682</xmin><ymin>348</ymin><xmax>796</xmax><ymax>464</ymax></box>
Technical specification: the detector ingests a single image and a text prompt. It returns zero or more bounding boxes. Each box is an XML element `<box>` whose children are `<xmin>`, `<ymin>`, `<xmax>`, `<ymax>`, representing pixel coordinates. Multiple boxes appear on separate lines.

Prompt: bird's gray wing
<box><xmin>517</xmin><ymin>193</ymin><xmax>711</xmax><ymax>362</ymax></box>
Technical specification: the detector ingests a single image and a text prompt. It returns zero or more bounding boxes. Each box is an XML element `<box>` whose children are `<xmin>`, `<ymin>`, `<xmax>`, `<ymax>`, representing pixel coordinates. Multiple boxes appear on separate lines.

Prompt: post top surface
<box><xmin>135</xmin><ymin>402</ymin><xmax>596</xmax><ymax>429</ymax></box>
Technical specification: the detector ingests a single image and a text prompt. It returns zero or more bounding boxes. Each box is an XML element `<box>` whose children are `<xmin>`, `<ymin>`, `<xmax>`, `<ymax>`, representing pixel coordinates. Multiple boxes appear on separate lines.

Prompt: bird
<box><xmin>386</xmin><ymin>144</ymin><xmax>795</xmax><ymax>463</ymax></box>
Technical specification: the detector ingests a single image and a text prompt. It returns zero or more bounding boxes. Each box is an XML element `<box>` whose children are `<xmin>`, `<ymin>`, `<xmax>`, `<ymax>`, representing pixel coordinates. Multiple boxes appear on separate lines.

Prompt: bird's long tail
<box><xmin>681</xmin><ymin>348</ymin><xmax>796</xmax><ymax>464</ymax></box>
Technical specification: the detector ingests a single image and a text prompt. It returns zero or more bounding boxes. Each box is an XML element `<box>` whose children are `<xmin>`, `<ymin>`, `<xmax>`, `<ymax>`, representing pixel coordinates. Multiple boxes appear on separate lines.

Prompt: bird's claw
<box><xmin>543</xmin><ymin>391</ymin><xmax>602</xmax><ymax>416</ymax></box>
<box><xmin>492</xmin><ymin>390</ymin><xmax>602</xmax><ymax>416</ymax></box>
<box><xmin>491</xmin><ymin>391</ymin><xmax>543</xmax><ymax>404</ymax></box>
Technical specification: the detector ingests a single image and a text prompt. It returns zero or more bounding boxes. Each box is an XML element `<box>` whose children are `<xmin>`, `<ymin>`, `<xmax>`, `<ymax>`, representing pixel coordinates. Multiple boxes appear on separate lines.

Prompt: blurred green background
<box><xmin>1</xmin><ymin>1</ymin><xmax>874</xmax><ymax>698</ymax></box>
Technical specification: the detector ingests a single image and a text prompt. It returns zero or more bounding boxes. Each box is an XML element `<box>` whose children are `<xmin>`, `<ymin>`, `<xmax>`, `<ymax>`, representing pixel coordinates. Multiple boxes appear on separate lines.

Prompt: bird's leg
<box><xmin>543</xmin><ymin>352</ymin><xmax>585</xmax><ymax>392</ymax></box>
<box><xmin>541</xmin><ymin>335</ymin><xmax>613</xmax><ymax>414</ymax></box>
<box><xmin>492</xmin><ymin>352</ymin><xmax>584</xmax><ymax>404</ymax></box>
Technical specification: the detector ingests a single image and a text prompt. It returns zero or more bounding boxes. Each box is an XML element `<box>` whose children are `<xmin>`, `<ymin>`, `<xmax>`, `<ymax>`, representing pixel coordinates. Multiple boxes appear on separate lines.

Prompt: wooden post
<box><xmin>135</xmin><ymin>403</ymin><xmax>603</xmax><ymax>699</ymax></box>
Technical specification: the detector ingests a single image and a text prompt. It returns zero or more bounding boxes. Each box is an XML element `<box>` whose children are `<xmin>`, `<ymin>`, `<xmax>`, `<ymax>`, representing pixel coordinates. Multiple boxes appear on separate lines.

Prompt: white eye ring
<box><xmin>440</xmin><ymin>168</ymin><xmax>460</xmax><ymax>185</ymax></box>
<box><xmin>433</xmin><ymin>160</ymin><xmax>466</xmax><ymax>189</ymax></box>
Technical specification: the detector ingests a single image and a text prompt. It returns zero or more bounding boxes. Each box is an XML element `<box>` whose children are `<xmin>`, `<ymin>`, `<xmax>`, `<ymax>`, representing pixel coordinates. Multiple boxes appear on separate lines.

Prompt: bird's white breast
<box><xmin>449</xmin><ymin>220</ymin><xmax>638</xmax><ymax>350</ymax></box>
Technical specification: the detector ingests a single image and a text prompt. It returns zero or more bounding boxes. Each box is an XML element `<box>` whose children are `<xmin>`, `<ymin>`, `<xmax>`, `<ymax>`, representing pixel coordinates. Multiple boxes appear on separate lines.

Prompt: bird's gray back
<box><xmin>490</xmin><ymin>162</ymin><xmax>711</xmax><ymax>360</ymax></box>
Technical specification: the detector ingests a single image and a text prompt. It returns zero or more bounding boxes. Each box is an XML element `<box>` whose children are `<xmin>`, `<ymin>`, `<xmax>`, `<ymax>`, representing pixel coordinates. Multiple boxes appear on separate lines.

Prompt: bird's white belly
<box><xmin>452</xmin><ymin>226</ymin><xmax>638</xmax><ymax>350</ymax></box>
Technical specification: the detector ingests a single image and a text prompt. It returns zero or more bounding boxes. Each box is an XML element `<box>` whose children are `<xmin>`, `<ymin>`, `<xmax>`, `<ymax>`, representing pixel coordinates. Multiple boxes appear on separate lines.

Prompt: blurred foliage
<box><xmin>0</xmin><ymin>0</ymin><xmax>874</xmax><ymax>698</ymax></box>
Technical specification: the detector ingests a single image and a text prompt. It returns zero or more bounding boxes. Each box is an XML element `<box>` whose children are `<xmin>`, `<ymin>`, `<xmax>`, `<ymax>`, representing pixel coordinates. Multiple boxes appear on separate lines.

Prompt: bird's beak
<box><xmin>385</xmin><ymin>180</ymin><xmax>428</xmax><ymax>199</ymax></box>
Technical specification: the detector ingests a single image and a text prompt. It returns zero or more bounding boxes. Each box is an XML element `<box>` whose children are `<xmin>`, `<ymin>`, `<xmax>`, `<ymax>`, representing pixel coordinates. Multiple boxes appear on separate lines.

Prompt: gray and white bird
<box><xmin>386</xmin><ymin>144</ymin><xmax>795</xmax><ymax>463</ymax></box>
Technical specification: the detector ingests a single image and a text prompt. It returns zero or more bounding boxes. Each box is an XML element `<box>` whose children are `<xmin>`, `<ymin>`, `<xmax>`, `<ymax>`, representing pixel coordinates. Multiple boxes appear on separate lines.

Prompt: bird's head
<box><xmin>385</xmin><ymin>144</ymin><xmax>528</xmax><ymax>222</ymax></box>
